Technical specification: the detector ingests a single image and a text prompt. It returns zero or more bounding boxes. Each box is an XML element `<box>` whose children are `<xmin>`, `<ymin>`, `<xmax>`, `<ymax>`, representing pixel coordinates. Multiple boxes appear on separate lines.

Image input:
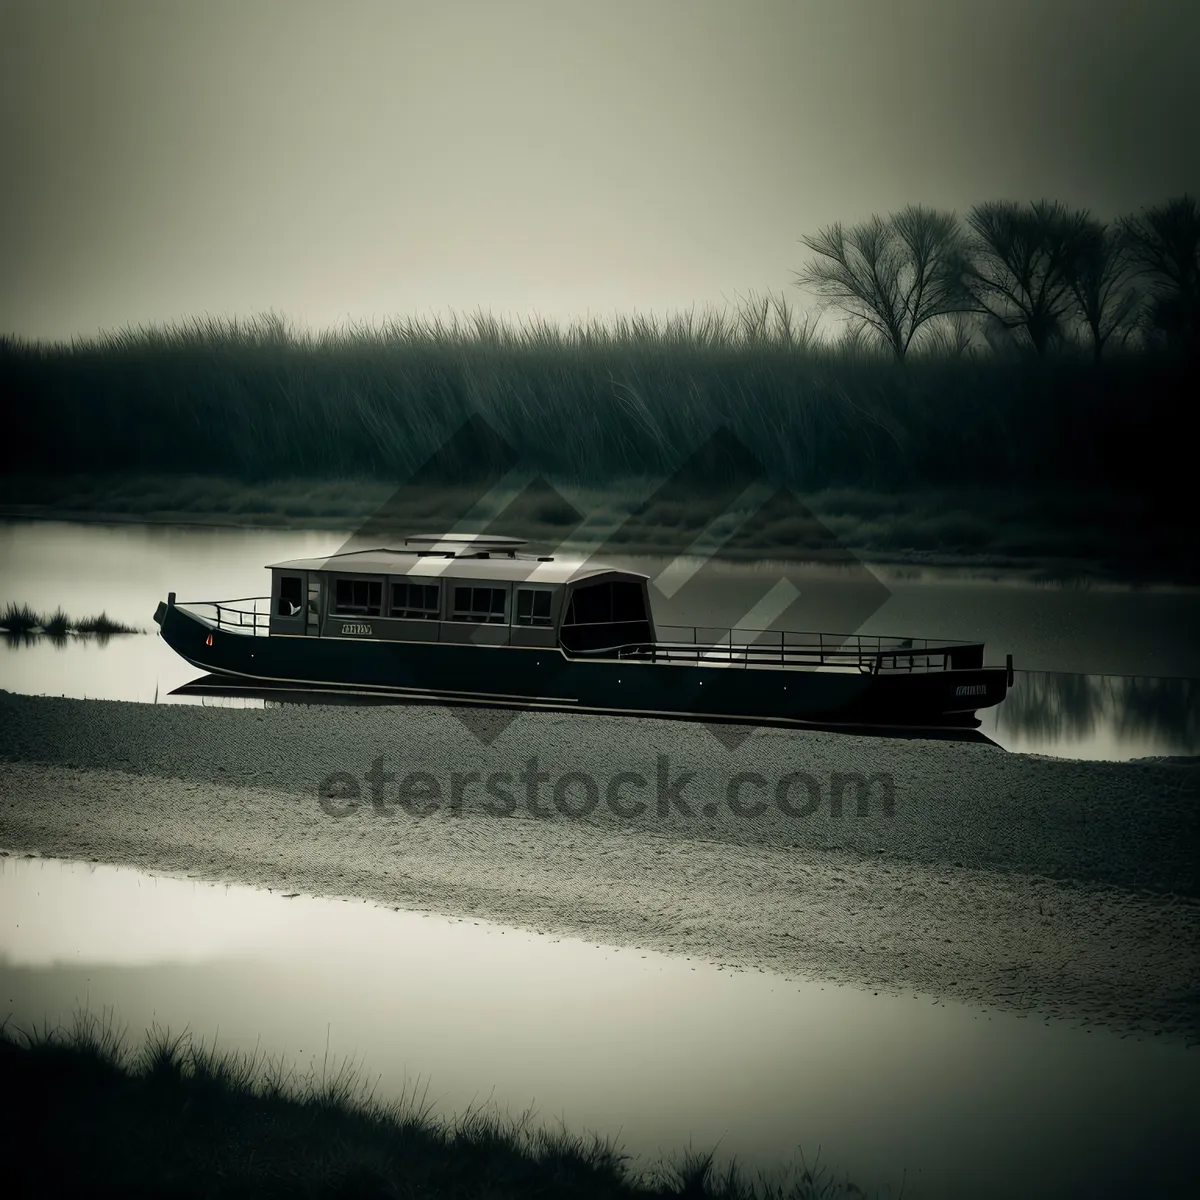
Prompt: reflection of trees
<box><xmin>999</xmin><ymin>671</ymin><xmax>1199</xmax><ymax>751</ymax></box>
<box><xmin>1117</xmin><ymin>677</ymin><xmax>1200</xmax><ymax>748</ymax></box>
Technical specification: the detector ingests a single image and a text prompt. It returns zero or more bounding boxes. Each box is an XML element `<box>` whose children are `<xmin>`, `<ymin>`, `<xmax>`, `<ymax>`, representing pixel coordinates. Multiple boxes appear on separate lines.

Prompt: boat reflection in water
<box><xmin>169</xmin><ymin>672</ymin><xmax>1004</xmax><ymax>746</ymax></box>
<box><xmin>171</xmin><ymin>668</ymin><xmax>1200</xmax><ymax>761</ymax></box>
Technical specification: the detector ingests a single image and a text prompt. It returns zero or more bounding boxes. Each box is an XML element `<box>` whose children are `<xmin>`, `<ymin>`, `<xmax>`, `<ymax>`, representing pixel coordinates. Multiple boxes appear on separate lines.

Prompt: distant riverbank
<box><xmin>1</xmin><ymin>473</ymin><xmax>1193</xmax><ymax>584</ymax></box>
<box><xmin>2</xmin><ymin>313</ymin><xmax>1195</xmax><ymax>586</ymax></box>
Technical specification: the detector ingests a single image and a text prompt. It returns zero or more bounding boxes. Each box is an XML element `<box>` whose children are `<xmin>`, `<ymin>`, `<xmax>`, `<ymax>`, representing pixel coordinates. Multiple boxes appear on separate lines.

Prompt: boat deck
<box><xmin>172</xmin><ymin>597</ymin><xmax>990</xmax><ymax>676</ymax></box>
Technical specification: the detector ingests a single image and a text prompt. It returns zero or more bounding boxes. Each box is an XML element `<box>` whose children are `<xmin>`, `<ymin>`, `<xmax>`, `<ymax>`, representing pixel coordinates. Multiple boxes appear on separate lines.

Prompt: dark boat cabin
<box><xmin>266</xmin><ymin>535</ymin><xmax>655</xmax><ymax>655</ymax></box>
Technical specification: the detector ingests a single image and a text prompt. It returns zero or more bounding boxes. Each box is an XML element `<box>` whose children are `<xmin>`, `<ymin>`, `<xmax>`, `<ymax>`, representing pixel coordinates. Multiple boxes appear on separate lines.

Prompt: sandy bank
<box><xmin>1</xmin><ymin>691</ymin><xmax>1197</xmax><ymax>1041</ymax></box>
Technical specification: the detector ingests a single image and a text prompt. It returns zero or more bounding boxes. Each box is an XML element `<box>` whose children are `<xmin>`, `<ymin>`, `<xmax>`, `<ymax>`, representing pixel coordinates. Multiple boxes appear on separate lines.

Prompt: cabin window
<box><xmin>276</xmin><ymin>575</ymin><xmax>303</xmax><ymax>617</ymax></box>
<box><xmin>559</xmin><ymin>581</ymin><xmax>652</xmax><ymax>653</ymax></box>
<box><xmin>515</xmin><ymin>588</ymin><xmax>553</xmax><ymax>627</ymax></box>
<box><xmin>390</xmin><ymin>582</ymin><xmax>440</xmax><ymax>620</ymax></box>
<box><xmin>334</xmin><ymin>578</ymin><xmax>383</xmax><ymax>616</ymax></box>
<box><xmin>563</xmin><ymin>582</ymin><xmax>646</xmax><ymax>627</ymax></box>
<box><xmin>613</xmin><ymin>583</ymin><xmax>646</xmax><ymax>622</ymax></box>
<box><xmin>451</xmin><ymin>586</ymin><xmax>507</xmax><ymax>624</ymax></box>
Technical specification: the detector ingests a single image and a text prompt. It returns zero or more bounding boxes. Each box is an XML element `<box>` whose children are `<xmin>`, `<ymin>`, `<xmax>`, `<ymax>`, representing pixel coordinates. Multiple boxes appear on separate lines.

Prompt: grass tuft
<box><xmin>42</xmin><ymin>606</ymin><xmax>71</xmax><ymax>637</ymax></box>
<box><xmin>0</xmin><ymin>601</ymin><xmax>40</xmax><ymax>633</ymax></box>
<box><xmin>75</xmin><ymin>610</ymin><xmax>140</xmax><ymax>635</ymax></box>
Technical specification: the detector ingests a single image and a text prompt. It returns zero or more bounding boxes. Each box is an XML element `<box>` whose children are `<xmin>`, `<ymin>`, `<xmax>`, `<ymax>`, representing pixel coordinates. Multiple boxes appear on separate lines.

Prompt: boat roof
<box><xmin>405</xmin><ymin>534</ymin><xmax>526</xmax><ymax>548</ymax></box>
<box><xmin>267</xmin><ymin>545</ymin><xmax>645</xmax><ymax>585</ymax></box>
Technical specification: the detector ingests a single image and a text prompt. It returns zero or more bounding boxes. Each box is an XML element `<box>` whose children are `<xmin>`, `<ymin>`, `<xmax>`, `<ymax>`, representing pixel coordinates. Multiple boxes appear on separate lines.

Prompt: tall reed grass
<box><xmin>0</xmin><ymin>305</ymin><xmax>1190</xmax><ymax>498</ymax></box>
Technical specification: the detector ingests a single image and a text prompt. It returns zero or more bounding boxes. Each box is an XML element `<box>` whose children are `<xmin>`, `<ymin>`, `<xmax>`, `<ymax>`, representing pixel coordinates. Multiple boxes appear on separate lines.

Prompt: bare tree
<box><xmin>962</xmin><ymin>200</ymin><xmax>1093</xmax><ymax>356</ymax></box>
<box><xmin>948</xmin><ymin>310</ymin><xmax>983</xmax><ymax>357</ymax></box>
<box><xmin>792</xmin><ymin>206</ymin><xmax>967</xmax><ymax>361</ymax></box>
<box><xmin>1064</xmin><ymin>221</ymin><xmax>1142</xmax><ymax>360</ymax></box>
<box><xmin>916</xmin><ymin>310</ymin><xmax>981</xmax><ymax>358</ymax></box>
<box><xmin>980</xmin><ymin>312</ymin><xmax>1021</xmax><ymax>358</ymax></box>
<box><xmin>1119</xmin><ymin>194</ymin><xmax>1200</xmax><ymax>354</ymax></box>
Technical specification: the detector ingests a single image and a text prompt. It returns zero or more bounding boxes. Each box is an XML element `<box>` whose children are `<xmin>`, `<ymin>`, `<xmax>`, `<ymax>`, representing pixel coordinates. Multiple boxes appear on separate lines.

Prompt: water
<box><xmin>3</xmin><ymin>522</ymin><xmax>1198</xmax><ymax>1196</ymax></box>
<box><xmin>1</xmin><ymin>855</ymin><xmax>1195</xmax><ymax>1200</ymax></box>
<box><xmin>2</xmin><ymin>519</ymin><xmax>1198</xmax><ymax>761</ymax></box>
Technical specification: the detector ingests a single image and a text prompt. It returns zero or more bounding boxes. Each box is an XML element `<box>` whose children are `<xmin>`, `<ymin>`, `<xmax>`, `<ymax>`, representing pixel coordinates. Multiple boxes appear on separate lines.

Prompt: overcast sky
<box><xmin>3</xmin><ymin>0</ymin><xmax>1198</xmax><ymax>343</ymax></box>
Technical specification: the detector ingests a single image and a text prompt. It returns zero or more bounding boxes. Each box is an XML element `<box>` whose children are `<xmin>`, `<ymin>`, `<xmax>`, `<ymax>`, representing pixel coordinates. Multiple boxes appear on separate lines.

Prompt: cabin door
<box><xmin>306</xmin><ymin>575</ymin><xmax>322</xmax><ymax>636</ymax></box>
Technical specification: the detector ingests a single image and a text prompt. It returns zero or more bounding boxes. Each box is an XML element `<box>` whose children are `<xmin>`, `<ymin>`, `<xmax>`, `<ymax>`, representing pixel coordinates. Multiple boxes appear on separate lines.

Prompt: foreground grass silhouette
<box><xmin>0</xmin><ymin>1010</ymin><xmax>873</xmax><ymax>1200</ymax></box>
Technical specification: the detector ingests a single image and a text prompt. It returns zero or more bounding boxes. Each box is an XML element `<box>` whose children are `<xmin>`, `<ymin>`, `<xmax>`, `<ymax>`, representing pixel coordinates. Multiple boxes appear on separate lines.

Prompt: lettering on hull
<box><xmin>955</xmin><ymin>683</ymin><xmax>987</xmax><ymax>696</ymax></box>
<box><xmin>341</xmin><ymin>623</ymin><xmax>374</xmax><ymax>636</ymax></box>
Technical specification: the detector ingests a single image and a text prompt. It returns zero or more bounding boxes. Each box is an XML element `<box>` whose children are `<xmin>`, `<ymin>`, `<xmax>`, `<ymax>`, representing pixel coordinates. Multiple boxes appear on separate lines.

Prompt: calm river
<box><xmin>2</xmin><ymin>519</ymin><xmax>1197</xmax><ymax>760</ymax></box>
<box><xmin>1</xmin><ymin>855</ymin><xmax>1197</xmax><ymax>1200</ymax></box>
<box><xmin>2</xmin><ymin>519</ymin><xmax>1199</xmax><ymax>1197</ymax></box>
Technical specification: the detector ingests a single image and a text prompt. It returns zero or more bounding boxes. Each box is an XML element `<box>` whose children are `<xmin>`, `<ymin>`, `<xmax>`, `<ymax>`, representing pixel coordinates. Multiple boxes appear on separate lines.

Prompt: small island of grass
<box><xmin>0</xmin><ymin>602</ymin><xmax>142</xmax><ymax>638</ymax></box>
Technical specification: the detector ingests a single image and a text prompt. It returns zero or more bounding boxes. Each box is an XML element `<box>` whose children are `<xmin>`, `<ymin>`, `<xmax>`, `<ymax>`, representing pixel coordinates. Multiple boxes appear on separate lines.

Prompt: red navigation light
<box><xmin>206</xmin><ymin>633</ymin><xmax>213</xmax><ymax>646</ymax></box>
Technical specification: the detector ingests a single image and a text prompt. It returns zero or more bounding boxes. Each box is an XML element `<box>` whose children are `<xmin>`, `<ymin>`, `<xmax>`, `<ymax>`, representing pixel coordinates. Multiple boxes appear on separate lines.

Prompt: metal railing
<box><xmin>177</xmin><ymin>597</ymin><xmax>272</xmax><ymax>636</ymax></box>
<box><xmin>567</xmin><ymin>625</ymin><xmax>979</xmax><ymax>674</ymax></box>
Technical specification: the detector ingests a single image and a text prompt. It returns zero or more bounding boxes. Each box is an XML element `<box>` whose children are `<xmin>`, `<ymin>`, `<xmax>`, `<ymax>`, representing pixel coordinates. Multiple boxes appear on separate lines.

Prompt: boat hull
<box><xmin>155</xmin><ymin>602</ymin><xmax>1010</xmax><ymax>726</ymax></box>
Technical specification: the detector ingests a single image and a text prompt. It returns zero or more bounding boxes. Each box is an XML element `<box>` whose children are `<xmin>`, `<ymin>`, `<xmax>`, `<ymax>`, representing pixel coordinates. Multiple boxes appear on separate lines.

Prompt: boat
<box><xmin>152</xmin><ymin>534</ymin><xmax>1014</xmax><ymax>728</ymax></box>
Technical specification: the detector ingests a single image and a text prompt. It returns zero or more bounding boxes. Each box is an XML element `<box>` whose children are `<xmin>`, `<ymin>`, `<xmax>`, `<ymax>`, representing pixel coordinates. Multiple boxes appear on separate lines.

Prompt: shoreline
<box><xmin>1</xmin><ymin>491</ymin><xmax>1195</xmax><ymax>587</ymax></box>
<box><xmin>2</xmin><ymin>692</ymin><xmax>1197</xmax><ymax>1044</ymax></box>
